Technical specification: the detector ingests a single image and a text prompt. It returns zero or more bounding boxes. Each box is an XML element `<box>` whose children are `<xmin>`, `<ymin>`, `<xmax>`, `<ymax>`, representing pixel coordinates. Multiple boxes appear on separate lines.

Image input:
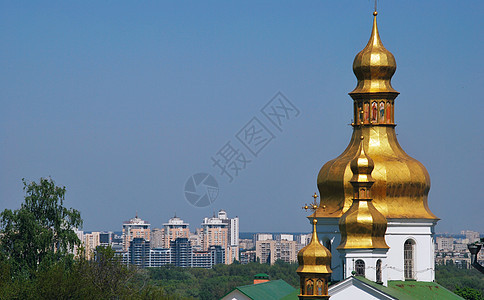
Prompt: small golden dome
<box><xmin>350</xmin><ymin>14</ymin><xmax>398</xmax><ymax>94</ymax></box>
<box><xmin>337</xmin><ymin>142</ymin><xmax>389</xmax><ymax>250</ymax></box>
<box><xmin>349</xmin><ymin>137</ymin><xmax>375</xmax><ymax>183</ymax></box>
<box><xmin>297</xmin><ymin>219</ymin><xmax>332</xmax><ymax>274</ymax></box>
<box><xmin>337</xmin><ymin>197</ymin><xmax>389</xmax><ymax>249</ymax></box>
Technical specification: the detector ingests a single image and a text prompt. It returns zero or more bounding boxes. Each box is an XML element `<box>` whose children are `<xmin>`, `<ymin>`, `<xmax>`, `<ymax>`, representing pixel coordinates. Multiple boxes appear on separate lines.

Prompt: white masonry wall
<box><xmin>340</xmin><ymin>249</ymin><xmax>388</xmax><ymax>286</ymax></box>
<box><xmin>385</xmin><ymin>219</ymin><xmax>437</xmax><ymax>282</ymax></box>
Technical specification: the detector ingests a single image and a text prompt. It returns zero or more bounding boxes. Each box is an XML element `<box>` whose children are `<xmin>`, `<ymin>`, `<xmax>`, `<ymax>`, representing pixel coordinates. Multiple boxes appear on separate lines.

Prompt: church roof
<box><xmin>329</xmin><ymin>276</ymin><xmax>464</xmax><ymax>300</ymax></box>
<box><xmin>224</xmin><ymin>277</ymin><xmax>463</xmax><ymax>300</ymax></box>
<box><xmin>222</xmin><ymin>279</ymin><xmax>296</xmax><ymax>300</ymax></box>
<box><xmin>386</xmin><ymin>279</ymin><xmax>464</xmax><ymax>300</ymax></box>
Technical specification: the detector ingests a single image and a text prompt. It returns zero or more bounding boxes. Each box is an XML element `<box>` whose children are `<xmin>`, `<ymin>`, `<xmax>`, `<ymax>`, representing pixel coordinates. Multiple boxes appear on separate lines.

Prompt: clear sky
<box><xmin>1</xmin><ymin>1</ymin><xmax>482</xmax><ymax>234</ymax></box>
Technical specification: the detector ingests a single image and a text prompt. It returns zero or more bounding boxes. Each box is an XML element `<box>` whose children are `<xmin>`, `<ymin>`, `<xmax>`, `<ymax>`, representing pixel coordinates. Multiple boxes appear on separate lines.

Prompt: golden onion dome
<box><xmin>297</xmin><ymin>219</ymin><xmax>332</xmax><ymax>274</ymax></box>
<box><xmin>337</xmin><ymin>196</ymin><xmax>389</xmax><ymax>249</ymax></box>
<box><xmin>337</xmin><ymin>139</ymin><xmax>389</xmax><ymax>250</ymax></box>
<box><xmin>312</xmin><ymin>12</ymin><xmax>438</xmax><ymax>221</ymax></box>
<box><xmin>350</xmin><ymin>136</ymin><xmax>375</xmax><ymax>183</ymax></box>
<box><xmin>350</xmin><ymin>12</ymin><xmax>398</xmax><ymax>94</ymax></box>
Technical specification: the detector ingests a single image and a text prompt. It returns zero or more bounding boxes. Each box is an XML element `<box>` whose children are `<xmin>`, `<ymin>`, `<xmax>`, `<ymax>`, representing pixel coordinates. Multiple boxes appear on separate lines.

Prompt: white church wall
<box><xmin>340</xmin><ymin>249</ymin><xmax>388</xmax><ymax>286</ymax></box>
<box><xmin>385</xmin><ymin>219</ymin><xmax>437</xmax><ymax>282</ymax></box>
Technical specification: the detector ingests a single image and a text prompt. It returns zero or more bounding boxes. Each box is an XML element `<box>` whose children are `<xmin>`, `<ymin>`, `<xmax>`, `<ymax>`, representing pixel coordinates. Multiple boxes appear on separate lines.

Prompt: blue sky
<box><xmin>0</xmin><ymin>1</ymin><xmax>482</xmax><ymax>233</ymax></box>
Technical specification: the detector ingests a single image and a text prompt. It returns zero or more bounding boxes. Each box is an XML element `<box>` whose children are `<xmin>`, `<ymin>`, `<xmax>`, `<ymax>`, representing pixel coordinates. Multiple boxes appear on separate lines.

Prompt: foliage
<box><xmin>0</xmin><ymin>247</ymin><xmax>174</xmax><ymax>299</ymax></box>
<box><xmin>436</xmin><ymin>264</ymin><xmax>484</xmax><ymax>298</ymax></box>
<box><xmin>146</xmin><ymin>260</ymin><xmax>299</xmax><ymax>300</ymax></box>
<box><xmin>454</xmin><ymin>287</ymin><xmax>484</xmax><ymax>300</ymax></box>
<box><xmin>0</xmin><ymin>178</ymin><xmax>82</xmax><ymax>277</ymax></box>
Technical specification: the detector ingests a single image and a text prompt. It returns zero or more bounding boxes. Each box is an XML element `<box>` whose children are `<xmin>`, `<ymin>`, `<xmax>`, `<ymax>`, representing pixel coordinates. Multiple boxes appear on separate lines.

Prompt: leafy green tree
<box><xmin>454</xmin><ymin>287</ymin><xmax>484</xmax><ymax>300</ymax></box>
<box><xmin>0</xmin><ymin>178</ymin><xmax>82</xmax><ymax>277</ymax></box>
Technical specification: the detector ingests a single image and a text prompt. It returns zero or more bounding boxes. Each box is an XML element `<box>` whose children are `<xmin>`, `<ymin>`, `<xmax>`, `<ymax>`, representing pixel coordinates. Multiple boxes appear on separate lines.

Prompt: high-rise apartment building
<box><xmin>83</xmin><ymin>231</ymin><xmax>100</xmax><ymax>259</ymax></box>
<box><xmin>99</xmin><ymin>231</ymin><xmax>113</xmax><ymax>246</ymax></box>
<box><xmin>149</xmin><ymin>248</ymin><xmax>172</xmax><ymax>267</ymax></box>
<box><xmin>255</xmin><ymin>239</ymin><xmax>297</xmax><ymax>264</ymax></box>
<box><xmin>201</xmin><ymin>216</ymin><xmax>228</xmax><ymax>255</ymax></box>
<box><xmin>128</xmin><ymin>237</ymin><xmax>150</xmax><ymax>267</ymax></box>
<box><xmin>217</xmin><ymin>210</ymin><xmax>239</xmax><ymax>263</ymax></box>
<box><xmin>162</xmin><ymin>215</ymin><xmax>190</xmax><ymax>248</ymax></box>
<box><xmin>122</xmin><ymin>213</ymin><xmax>150</xmax><ymax>251</ymax></box>
<box><xmin>170</xmin><ymin>237</ymin><xmax>192</xmax><ymax>267</ymax></box>
<box><xmin>150</xmin><ymin>228</ymin><xmax>164</xmax><ymax>248</ymax></box>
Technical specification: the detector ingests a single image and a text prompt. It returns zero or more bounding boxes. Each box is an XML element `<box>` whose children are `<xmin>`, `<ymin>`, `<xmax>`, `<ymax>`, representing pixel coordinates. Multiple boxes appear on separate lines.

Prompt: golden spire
<box><xmin>297</xmin><ymin>219</ymin><xmax>332</xmax><ymax>299</ymax></box>
<box><xmin>297</xmin><ymin>219</ymin><xmax>332</xmax><ymax>274</ymax></box>
<box><xmin>350</xmin><ymin>10</ymin><xmax>398</xmax><ymax>95</ymax></box>
<box><xmin>337</xmin><ymin>137</ymin><xmax>389</xmax><ymax>250</ymax></box>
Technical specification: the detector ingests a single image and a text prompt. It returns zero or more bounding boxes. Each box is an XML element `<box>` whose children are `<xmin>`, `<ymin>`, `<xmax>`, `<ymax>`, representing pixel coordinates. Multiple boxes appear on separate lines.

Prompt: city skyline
<box><xmin>1</xmin><ymin>1</ymin><xmax>482</xmax><ymax>233</ymax></box>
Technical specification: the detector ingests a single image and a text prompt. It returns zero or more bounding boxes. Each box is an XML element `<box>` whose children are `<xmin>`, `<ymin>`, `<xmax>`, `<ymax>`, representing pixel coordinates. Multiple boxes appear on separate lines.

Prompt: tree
<box><xmin>0</xmin><ymin>177</ymin><xmax>82</xmax><ymax>277</ymax></box>
<box><xmin>454</xmin><ymin>287</ymin><xmax>484</xmax><ymax>300</ymax></box>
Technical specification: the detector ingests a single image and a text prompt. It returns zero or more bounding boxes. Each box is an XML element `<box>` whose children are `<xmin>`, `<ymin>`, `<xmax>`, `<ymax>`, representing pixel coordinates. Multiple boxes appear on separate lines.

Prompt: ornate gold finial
<box><xmin>303</xmin><ymin>193</ymin><xmax>320</xmax><ymax>212</ymax></box>
<box><xmin>349</xmin><ymin>9</ymin><xmax>398</xmax><ymax>95</ymax></box>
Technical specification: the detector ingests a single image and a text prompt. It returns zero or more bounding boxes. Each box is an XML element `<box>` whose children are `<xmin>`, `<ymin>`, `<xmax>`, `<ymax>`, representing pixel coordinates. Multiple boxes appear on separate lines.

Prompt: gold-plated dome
<box><xmin>312</xmin><ymin>13</ymin><xmax>438</xmax><ymax>221</ymax></box>
<box><xmin>350</xmin><ymin>136</ymin><xmax>375</xmax><ymax>183</ymax></box>
<box><xmin>337</xmin><ymin>139</ymin><xmax>389</xmax><ymax>250</ymax></box>
<box><xmin>297</xmin><ymin>219</ymin><xmax>332</xmax><ymax>274</ymax></box>
<box><xmin>350</xmin><ymin>13</ymin><xmax>398</xmax><ymax>94</ymax></box>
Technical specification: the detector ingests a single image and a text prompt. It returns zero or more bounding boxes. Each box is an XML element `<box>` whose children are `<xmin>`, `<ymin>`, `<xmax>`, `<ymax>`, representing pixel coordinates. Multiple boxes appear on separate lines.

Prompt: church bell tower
<box><xmin>310</xmin><ymin>10</ymin><xmax>438</xmax><ymax>283</ymax></box>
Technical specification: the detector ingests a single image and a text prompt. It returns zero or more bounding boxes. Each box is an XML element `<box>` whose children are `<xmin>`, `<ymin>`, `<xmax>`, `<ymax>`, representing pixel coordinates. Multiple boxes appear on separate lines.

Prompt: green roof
<box><xmin>355</xmin><ymin>276</ymin><xmax>463</xmax><ymax>300</ymax></box>
<box><xmin>388</xmin><ymin>280</ymin><xmax>464</xmax><ymax>300</ymax></box>
<box><xmin>280</xmin><ymin>289</ymin><xmax>300</xmax><ymax>300</ymax></box>
<box><xmin>354</xmin><ymin>276</ymin><xmax>414</xmax><ymax>300</ymax></box>
<box><xmin>235</xmin><ymin>279</ymin><xmax>296</xmax><ymax>300</ymax></box>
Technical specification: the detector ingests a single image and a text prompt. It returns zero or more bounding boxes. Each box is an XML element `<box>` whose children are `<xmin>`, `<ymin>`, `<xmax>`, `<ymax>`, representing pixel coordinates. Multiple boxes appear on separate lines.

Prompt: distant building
<box><xmin>217</xmin><ymin>210</ymin><xmax>240</xmax><ymax>263</ymax></box>
<box><xmin>255</xmin><ymin>239</ymin><xmax>297</xmax><ymax>264</ymax></box>
<box><xmin>453</xmin><ymin>243</ymin><xmax>468</xmax><ymax>252</ymax></box>
<box><xmin>254</xmin><ymin>233</ymin><xmax>272</xmax><ymax>242</ymax></box>
<box><xmin>72</xmin><ymin>228</ymin><xmax>84</xmax><ymax>257</ymax></box>
<box><xmin>122</xmin><ymin>213</ymin><xmax>150</xmax><ymax>251</ymax></box>
<box><xmin>170</xmin><ymin>237</ymin><xmax>192</xmax><ymax>267</ymax></box>
<box><xmin>128</xmin><ymin>237</ymin><xmax>150</xmax><ymax>267</ymax></box>
<box><xmin>149</xmin><ymin>247</ymin><xmax>172</xmax><ymax>267</ymax></box>
<box><xmin>436</xmin><ymin>237</ymin><xmax>454</xmax><ymax>251</ymax></box>
<box><xmin>239</xmin><ymin>238</ymin><xmax>255</xmax><ymax>250</ymax></box>
<box><xmin>240</xmin><ymin>250</ymin><xmax>257</xmax><ymax>264</ymax></box>
<box><xmin>83</xmin><ymin>231</ymin><xmax>100</xmax><ymax>259</ymax></box>
<box><xmin>189</xmin><ymin>229</ymin><xmax>203</xmax><ymax>251</ymax></box>
<box><xmin>276</xmin><ymin>234</ymin><xmax>294</xmax><ymax>241</ymax></box>
<box><xmin>99</xmin><ymin>231</ymin><xmax>113</xmax><ymax>246</ymax></box>
<box><xmin>192</xmin><ymin>245</ymin><xmax>225</xmax><ymax>268</ymax></box>
<box><xmin>150</xmin><ymin>228</ymin><xmax>164</xmax><ymax>248</ymax></box>
<box><xmin>162</xmin><ymin>215</ymin><xmax>190</xmax><ymax>248</ymax></box>
<box><xmin>461</xmin><ymin>230</ymin><xmax>480</xmax><ymax>243</ymax></box>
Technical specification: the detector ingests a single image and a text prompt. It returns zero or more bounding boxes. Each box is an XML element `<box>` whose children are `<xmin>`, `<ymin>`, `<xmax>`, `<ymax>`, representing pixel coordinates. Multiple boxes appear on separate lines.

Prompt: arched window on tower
<box><xmin>355</xmin><ymin>259</ymin><xmax>365</xmax><ymax>277</ymax></box>
<box><xmin>404</xmin><ymin>239</ymin><xmax>415</xmax><ymax>280</ymax></box>
<box><xmin>324</xmin><ymin>240</ymin><xmax>331</xmax><ymax>252</ymax></box>
<box><xmin>376</xmin><ymin>259</ymin><xmax>382</xmax><ymax>283</ymax></box>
